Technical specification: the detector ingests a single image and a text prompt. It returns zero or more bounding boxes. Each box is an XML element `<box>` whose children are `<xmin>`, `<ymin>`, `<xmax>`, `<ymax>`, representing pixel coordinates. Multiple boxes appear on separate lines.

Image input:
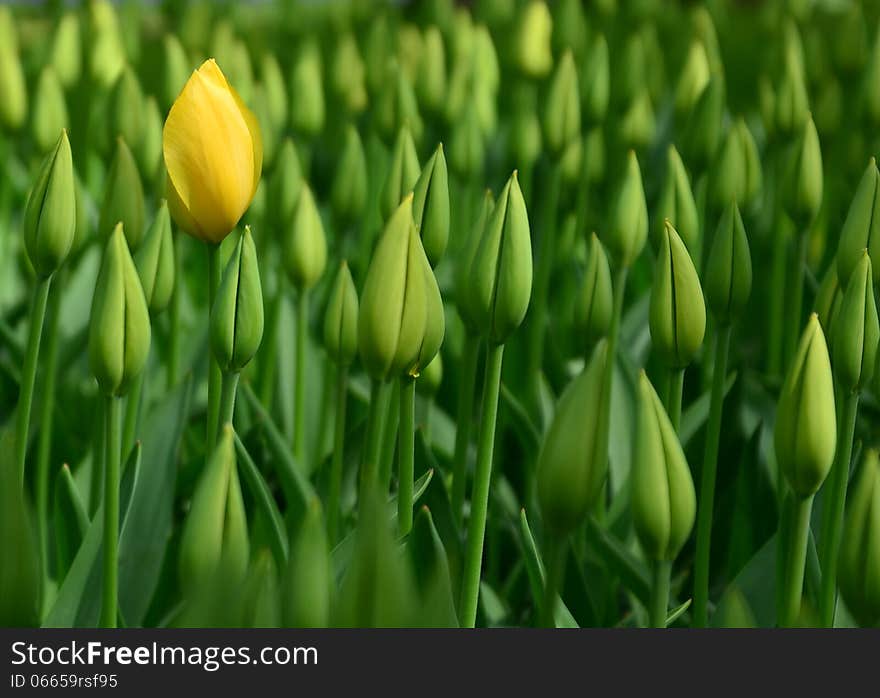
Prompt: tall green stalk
<box><xmin>15</xmin><ymin>274</ymin><xmax>52</xmax><ymax>489</ymax></box>
<box><xmin>783</xmin><ymin>232</ymin><xmax>809</xmax><ymax>369</ymax></box>
<box><xmin>218</xmin><ymin>371</ymin><xmax>241</xmax><ymax>433</ymax></box>
<box><xmin>121</xmin><ymin>373</ymin><xmax>144</xmax><ymax>460</ymax></box>
<box><xmin>451</xmin><ymin>333</ymin><xmax>479</xmax><ymax>528</ymax></box>
<box><xmin>206</xmin><ymin>243</ymin><xmax>222</xmax><ymax>449</ymax></box>
<box><xmin>460</xmin><ymin>342</ymin><xmax>505</xmax><ymax>628</ymax></box>
<box><xmin>328</xmin><ymin>365</ymin><xmax>348</xmax><ymax>544</ymax></box>
<box><xmin>167</xmin><ymin>231</ymin><xmax>182</xmax><ymax>389</ymax></box>
<box><xmin>360</xmin><ymin>379</ymin><xmax>388</xmax><ymax>498</ymax></box>
<box><xmin>100</xmin><ymin>395</ymin><xmax>121</xmax><ymax>628</ymax></box>
<box><xmin>398</xmin><ymin>377</ymin><xmax>416</xmax><ymax>536</ymax></box>
<box><xmin>649</xmin><ymin>560</ymin><xmax>672</xmax><ymax>628</ymax></box>
<box><xmin>541</xmin><ymin>538</ymin><xmax>566</xmax><ymax>628</ymax></box>
<box><xmin>693</xmin><ymin>323</ymin><xmax>732</xmax><ymax>627</ymax></box>
<box><xmin>378</xmin><ymin>381</ymin><xmax>400</xmax><ymax>489</ymax></box>
<box><xmin>294</xmin><ymin>291</ymin><xmax>308</xmax><ymax>463</ymax></box>
<box><xmin>779</xmin><ymin>492</ymin><xmax>813</xmax><ymax>627</ymax></box>
<box><xmin>665</xmin><ymin>367</ymin><xmax>685</xmax><ymax>433</ymax></box>
<box><xmin>818</xmin><ymin>389</ymin><xmax>859</xmax><ymax>627</ymax></box>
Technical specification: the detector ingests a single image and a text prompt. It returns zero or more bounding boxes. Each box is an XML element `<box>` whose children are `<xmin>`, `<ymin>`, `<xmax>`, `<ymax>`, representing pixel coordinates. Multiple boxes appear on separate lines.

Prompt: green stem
<box><xmin>100</xmin><ymin>395</ymin><xmax>121</xmax><ymax>628</ymax></box>
<box><xmin>167</xmin><ymin>231</ymin><xmax>182</xmax><ymax>389</ymax></box>
<box><xmin>378</xmin><ymin>380</ymin><xmax>400</xmax><ymax>490</ymax></box>
<box><xmin>360</xmin><ymin>379</ymin><xmax>388</xmax><ymax>498</ymax></box>
<box><xmin>90</xmin><ymin>398</ymin><xmax>104</xmax><ymax>516</ymax></box>
<box><xmin>541</xmin><ymin>537</ymin><xmax>566</xmax><ymax>628</ymax></box>
<box><xmin>206</xmin><ymin>243</ymin><xmax>222</xmax><ymax>449</ymax></box>
<box><xmin>294</xmin><ymin>291</ymin><xmax>308</xmax><ymax>463</ymax></box>
<box><xmin>460</xmin><ymin>342</ymin><xmax>505</xmax><ymax>628</ymax></box>
<box><xmin>218</xmin><ymin>371</ymin><xmax>240</xmax><ymax>433</ymax></box>
<box><xmin>666</xmin><ymin>367</ymin><xmax>685</xmax><ymax>433</ymax></box>
<box><xmin>783</xmin><ymin>231</ymin><xmax>809</xmax><ymax>371</ymax></box>
<box><xmin>36</xmin><ymin>281</ymin><xmax>61</xmax><ymax>578</ymax></box>
<box><xmin>15</xmin><ymin>274</ymin><xmax>52</xmax><ymax>489</ymax></box>
<box><xmin>692</xmin><ymin>323</ymin><xmax>731</xmax><ymax>627</ymax></box>
<box><xmin>121</xmin><ymin>372</ymin><xmax>144</xmax><ymax>461</ymax></box>
<box><xmin>328</xmin><ymin>364</ymin><xmax>348</xmax><ymax>545</ymax></box>
<box><xmin>649</xmin><ymin>559</ymin><xmax>672</xmax><ymax>628</ymax></box>
<box><xmin>779</xmin><ymin>493</ymin><xmax>814</xmax><ymax>627</ymax></box>
<box><xmin>398</xmin><ymin>377</ymin><xmax>416</xmax><ymax>536</ymax></box>
<box><xmin>258</xmin><ymin>272</ymin><xmax>283</xmax><ymax>408</ymax></box>
<box><xmin>818</xmin><ymin>389</ymin><xmax>859</xmax><ymax>627</ymax></box>
<box><xmin>766</xmin><ymin>223</ymin><xmax>788</xmax><ymax>379</ymax></box>
<box><xmin>452</xmin><ymin>333</ymin><xmax>479</xmax><ymax>528</ymax></box>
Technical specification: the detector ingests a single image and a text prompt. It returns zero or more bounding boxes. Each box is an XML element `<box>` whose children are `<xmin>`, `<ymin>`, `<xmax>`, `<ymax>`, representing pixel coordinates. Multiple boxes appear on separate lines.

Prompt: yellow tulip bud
<box><xmin>163</xmin><ymin>59</ymin><xmax>263</xmax><ymax>244</ymax></box>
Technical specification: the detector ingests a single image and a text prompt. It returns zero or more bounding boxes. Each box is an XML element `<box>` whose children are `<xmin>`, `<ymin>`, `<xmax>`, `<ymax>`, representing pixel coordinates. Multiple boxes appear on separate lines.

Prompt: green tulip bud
<box><xmin>260</xmin><ymin>52</ymin><xmax>289</xmax><ymax>131</ymax></box>
<box><xmin>515</xmin><ymin>1</ymin><xmax>553</xmax><ymax>78</ymax></box>
<box><xmin>381</xmin><ymin>126</ymin><xmax>421</xmax><ymax>222</ymax></box>
<box><xmin>376</xmin><ymin>63</ymin><xmax>423</xmax><ymax>145</ymax></box>
<box><xmin>134</xmin><ymin>200</ymin><xmax>175</xmax><ymax>316</ymax></box>
<box><xmin>162</xmin><ymin>34</ymin><xmax>189</xmax><ymax>109</ymax></box>
<box><xmin>632</xmin><ymin>371</ymin><xmax>697</xmax><ymax>561</ymax></box>
<box><xmin>109</xmin><ymin>67</ymin><xmax>144</xmax><ymax>150</ymax></box>
<box><xmin>814</xmin><ymin>77</ymin><xmax>842</xmax><ymax>137</ymax></box>
<box><xmin>412</xmin><ymin>144</ymin><xmax>450</xmax><ymax>266</ymax></box>
<box><xmin>537</xmin><ymin>341</ymin><xmax>608</xmax><ymax>534</ymax></box>
<box><xmin>359</xmin><ymin>195</ymin><xmax>445</xmax><ymax>380</ymax></box>
<box><xmin>251</xmin><ymin>85</ymin><xmax>277</xmax><ymax>171</ymax></box>
<box><xmin>0</xmin><ymin>8</ymin><xmax>26</xmax><ymax>130</ymax></box>
<box><xmin>617</xmin><ymin>34</ymin><xmax>647</xmax><ymax>107</ymax></box>
<box><xmin>99</xmin><ymin>137</ymin><xmax>145</xmax><ymax>248</ymax></box>
<box><xmin>581</xmin><ymin>34</ymin><xmax>609</xmax><ymax>126</ymax></box>
<box><xmin>814</xmin><ymin>264</ymin><xmax>842</xmax><ymax>339</ymax></box>
<box><xmin>776</xmin><ymin>43</ymin><xmax>810</xmax><ymax>139</ymax></box>
<box><xmin>283</xmin><ymin>184</ymin><xmax>327</xmax><ymax>292</ymax></box>
<box><xmin>509</xmin><ymin>109</ymin><xmax>541</xmax><ymax>170</ymax></box>
<box><xmin>179</xmin><ymin>426</ymin><xmax>249</xmax><ymax>594</ymax></box>
<box><xmin>708</xmin><ymin>118</ymin><xmax>762</xmax><ymax>212</ymax></box>
<box><xmin>574</xmin><ymin>233</ymin><xmax>613</xmax><ymax>348</ymax></box>
<box><xmin>457</xmin><ymin>189</ymin><xmax>494</xmax><ymax>333</ymax></box>
<box><xmin>617</xmin><ymin>90</ymin><xmax>655</xmax><ymax>151</ymax></box>
<box><xmin>837</xmin><ymin>158</ymin><xmax>880</xmax><ymax>285</ymax></box>
<box><xmin>682</xmin><ymin>77</ymin><xmax>724</xmax><ymax>174</ymax></box>
<box><xmin>775</xmin><ymin>314</ymin><xmax>836</xmax><ymax>498</ymax></box>
<box><xmin>832</xmin><ymin>251</ymin><xmax>879</xmax><ymax>393</ymax></box>
<box><xmin>783</xmin><ymin>114</ymin><xmax>823</xmax><ymax>228</ymax></box>
<box><xmin>543</xmin><ymin>50</ymin><xmax>580</xmax><ymax>157</ymax></box>
<box><xmin>604</xmin><ymin>150</ymin><xmax>648</xmax><ymax>268</ymax></box>
<box><xmin>138</xmin><ymin>96</ymin><xmax>163</xmax><ymax>182</ymax></box>
<box><xmin>559</xmin><ymin>136</ymin><xmax>583</xmax><ymax>185</ymax></box>
<box><xmin>406</xmin><ymin>506</ymin><xmax>457</xmax><ymax>627</ymax></box>
<box><xmin>419</xmin><ymin>26</ymin><xmax>447</xmax><ymax>113</ymax></box>
<box><xmin>290</xmin><ymin>40</ymin><xmax>325</xmax><ymax>137</ymax></box>
<box><xmin>32</xmin><ymin>67</ymin><xmax>69</xmax><ymax>155</ymax></box>
<box><xmin>704</xmin><ymin>202</ymin><xmax>752</xmax><ymax>325</ymax></box>
<box><xmin>51</xmin><ymin>12</ymin><xmax>82</xmax><ymax>88</ymax></box>
<box><xmin>23</xmin><ymin>130</ymin><xmax>76</xmax><ymax>279</ymax></box>
<box><xmin>282</xmin><ymin>498</ymin><xmax>330</xmax><ymax>628</ymax></box>
<box><xmin>323</xmin><ymin>261</ymin><xmax>359</xmax><ymax>366</ymax></box>
<box><xmin>838</xmin><ymin>449</ymin><xmax>880</xmax><ymax>626</ymax></box>
<box><xmin>88</xmin><ymin>223</ymin><xmax>151</xmax><ymax>397</ymax></box>
<box><xmin>654</xmin><ymin>145</ymin><xmax>699</xmax><ymax>253</ymax></box>
<box><xmin>468</xmin><ymin>172</ymin><xmax>532</xmax><ymax>345</ymax></box>
<box><xmin>331</xmin><ymin>124</ymin><xmax>368</xmax><ymax>225</ymax></box>
<box><xmin>270</xmin><ymin>138</ymin><xmax>304</xmax><ymax>226</ymax></box>
<box><xmin>241</xmin><ymin>550</ymin><xmax>280</xmax><ymax>628</ymax></box>
<box><xmin>675</xmin><ymin>40</ymin><xmax>710</xmax><ymax>118</ymax></box>
<box><xmin>331</xmin><ymin>32</ymin><xmax>367</xmax><ymax>115</ymax></box>
<box><xmin>649</xmin><ymin>222</ymin><xmax>706</xmax><ymax>369</ymax></box>
<box><xmin>88</xmin><ymin>0</ymin><xmax>125</xmax><ymax>89</ymax></box>
<box><xmin>583</xmin><ymin>126</ymin><xmax>605</xmax><ymax>184</ymax></box>
<box><xmin>551</xmin><ymin>0</ymin><xmax>587</xmax><ymax>56</ymax></box>
<box><xmin>211</xmin><ymin>226</ymin><xmax>264</xmax><ymax>373</ymax></box>
<box><xmin>863</xmin><ymin>24</ymin><xmax>880</xmax><ymax>126</ymax></box>
<box><xmin>449</xmin><ymin>100</ymin><xmax>486</xmax><ymax>178</ymax></box>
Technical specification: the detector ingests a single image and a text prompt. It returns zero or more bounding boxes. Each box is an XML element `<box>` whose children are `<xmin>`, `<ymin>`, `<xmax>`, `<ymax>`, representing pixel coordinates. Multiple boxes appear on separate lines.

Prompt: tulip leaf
<box><xmin>234</xmin><ymin>431</ymin><xmax>289</xmax><ymax>566</ymax></box>
<box><xmin>479</xmin><ymin>581</ymin><xmax>509</xmax><ymax>626</ymax></box>
<box><xmin>500</xmin><ymin>381</ymin><xmax>542</xmax><ymax>453</ymax></box>
<box><xmin>680</xmin><ymin>370</ymin><xmax>737</xmax><ymax>447</ymax></box>
<box><xmin>665</xmin><ymin>598</ymin><xmax>692</xmax><ymax>626</ymax></box>
<box><xmin>53</xmin><ymin>464</ymin><xmax>89</xmax><ymax>582</ymax></box>
<box><xmin>585</xmin><ymin>517</ymin><xmax>651</xmax><ymax>605</ymax></box>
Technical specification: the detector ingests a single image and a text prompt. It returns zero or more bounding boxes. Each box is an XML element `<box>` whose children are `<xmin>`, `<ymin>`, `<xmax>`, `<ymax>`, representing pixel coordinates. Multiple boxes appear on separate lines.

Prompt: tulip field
<box><xmin>3</xmin><ymin>0</ymin><xmax>880</xmax><ymax>630</ymax></box>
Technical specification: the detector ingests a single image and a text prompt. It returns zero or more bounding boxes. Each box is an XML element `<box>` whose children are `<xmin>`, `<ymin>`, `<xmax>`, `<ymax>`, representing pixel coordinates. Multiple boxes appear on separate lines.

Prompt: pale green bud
<box><xmin>632</xmin><ymin>371</ymin><xmax>697</xmax><ymax>561</ymax></box>
<box><xmin>775</xmin><ymin>314</ymin><xmax>836</xmax><ymax>498</ymax></box>
<box><xmin>88</xmin><ymin>223</ymin><xmax>151</xmax><ymax>397</ymax></box>
<box><xmin>537</xmin><ymin>341</ymin><xmax>608</xmax><ymax>534</ymax></box>
<box><xmin>581</xmin><ymin>33</ymin><xmax>609</xmax><ymax>126</ymax></box>
<box><xmin>574</xmin><ymin>233</ymin><xmax>613</xmax><ymax>348</ymax></box>
<box><xmin>323</xmin><ymin>261</ymin><xmax>359</xmax><ymax>366</ymax></box>
<box><xmin>705</xmin><ymin>202</ymin><xmax>752</xmax><ymax>324</ymax></box>
<box><xmin>457</xmin><ymin>189</ymin><xmax>494</xmax><ymax>333</ymax></box>
<box><xmin>99</xmin><ymin>137</ymin><xmax>145</xmax><ymax>249</ymax></box>
<box><xmin>134</xmin><ymin>200</ymin><xmax>175</xmax><ymax>316</ymax></box>
<box><xmin>251</xmin><ymin>85</ymin><xmax>277</xmax><ymax>171</ymax></box>
<box><xmin>282</xmin><ymin>498</ymin><xmax>330</xmax><ymax>628</ymax></box>
<box><xmin>270</xmin><ymin>138</ymin><xmax>304</xmax><ymax>226</ymax></box>
<box><xmin>109</xmin><ymin>67</ymin><xmax>144</xmax><ymax>150</ymax></box>
<box><xmin>419</xmin><ymin>26</ymin><xmax>447</xmax><ymax>114</ymax></box>
<box><xmin>331</xmin><ymin>32</ymin><xmax>367</xmax><ymax>115</ymax></box>
<box><xmin>376</xmin><ymin>63</ymin><xmax>423</xmax><ymax>145</ymax></box>
<box><xmin>449</xmin><ymin>100</ymin><xmax>486</xmax><ymax>178</ymax></box>
<box><xmin>88</xmin><ymin>0</ymin><xmax>125</xmax><ymax>89</ymax></box>
<box><xmin>509</xmin><ymin>109</ymin><xmax>541</xmax><ymax>170</ymax></box>
<box><xmin>50</xmin><ymin>12</ymin><xmax>82</xmax><ymax>88</ymax></box>
<box><xmin>650</xmin><ymin>222</ymin><xmax>706</xmax><ymax>369</ymax></box>
<box><xmin>211</xmin><ymin>227</ymin><xmax>264</xmax><ymax>373</ymax></box>
<box><xmin>138</xmin><ymin>96</ymin><xmax>163</xmax><ymax>182</ymax></box>
<box><xmin>543</xmin><ymin>50</ymin><xmax>580</xmax><ymax>157</ymax></box>
<box><xmin>260</xmin><ymin>52</ymin><xmax>289</xmax><ymax>131</ymax></box>
<box><xmin>708</xmin><ymin>118</ymin><xmax>762</xmax><ymax>212</ymax></box>
<box><xmin>837</xmin><ymin>158</ymin><xmax>880</xmax><ymax>285</ymax></box>
<box><xmin>331</xmin><ymin>124</ymin><xmax>368</xmax><ymax>224</ymax></box>
<box><xmin>832</xmin><ymin>251</ymin><xmax>879</xmax><ymax>393</ymax></box>
<box><xmin>654</xmin><ymin>145</ymin><xmax>699</xmax><ymax>252</ymax></box>
<box><xmin>412</xmin><ymin>144</ymin><xmax>450</xmax><ymax>266</ymax></box>
<box><xmin>283</xmin><ymin>184</ymin><xmax>327</xmax><ymax>292</ymax></box>
<box><xmin>776</xmin><ymin>42</ymin><xmax>810</xmax><ymax>139</ymax></box>
<box><xmin>162</xmin><ymin>34</ymin><xmax>189</xmax><ymax>109</ymax></box>
<box><xmin>381</xmin><ymin>126</ymin><xmax>421</xmax><ymax>222</ymax></box>
<box><xmin>0</xmin><ymin>7</ymin><xmax>27</xmax><ymax>130</ymax></box>
<box><xmin>32</xmin><ymin>67</ymin><xmax>69</xmax><ymax>155</ymax></box>
<box><xmin>241</xmin><ymin>551</ymin><xmax>280</xmax><ymax>628</ymax></box>
<box><xmin>290</xmin><ymin>40</ymin><xmax>325</xmax><ymax>137</ymax></box>
<box><xmin>617</xmin><ymin>90</ymin><xmax>655</xmax><ymax>152</ymax></box>
<box><xmin>674</xmin><ymin>40</ymin><xmax>710</xmax><ymax>118</ymax></box>
<box><xmin>838</xmin><ymin>449</ymin><xmax>880</xmax><ymax>627</ymax></box>
<box><xmin>359</xmin><ymin>195</ymin><xmax>445</xmax><ymax>380</ymax></box>
<box><xmin>783</xmin><ymin>114</ymin><xmax>823</xmax><ymax>228</ymax></box>
<box><xmin>23</xmin><ymin>130</ymin><xmax>76</xmax><ymax>279</ymax></box>
<box><xmin>604</xmin><ymin>150</ymin><xmax>648</xmax><ymax>268</ymax></box>
<box><xmin>515</xmin><ymin>1</ymin><xmax>553</xmax><ymax>78</ymax></box>
<box><xmin>467</xmin><ymin>172</ymin><xmax>532</xmax><ymax>345</ymax></box>
<box><xmin>179</xmin><ymin>426</ymin><xmax>249</xmax><ymax>595</ymax></box>
<box><xmin>682</xmin><ymin>77</ymin><xmax>724</xmax><ymax>174</ymax></box>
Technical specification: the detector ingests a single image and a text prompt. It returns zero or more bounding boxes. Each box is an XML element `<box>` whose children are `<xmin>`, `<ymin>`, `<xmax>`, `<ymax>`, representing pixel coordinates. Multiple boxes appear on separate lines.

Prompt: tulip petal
<box><xmin>230</xmin><ymin>82</ymin><xmax>263</xmax><ymax>198</ymax></box>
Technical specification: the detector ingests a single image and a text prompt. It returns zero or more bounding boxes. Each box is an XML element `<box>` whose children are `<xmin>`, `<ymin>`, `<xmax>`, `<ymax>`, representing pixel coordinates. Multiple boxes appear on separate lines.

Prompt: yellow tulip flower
<box><xmin>163</xmin><ymin>59</ymin><xmax>262</xmax><ymax>244</ymax></box>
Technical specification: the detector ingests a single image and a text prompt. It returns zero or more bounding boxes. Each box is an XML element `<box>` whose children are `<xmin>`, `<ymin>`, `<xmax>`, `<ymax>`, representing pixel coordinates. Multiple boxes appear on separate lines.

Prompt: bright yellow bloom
<box><xmin>163</xmin><ymin>59</ymin><xmax>262</xmax><ymax>244</ymax></box>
